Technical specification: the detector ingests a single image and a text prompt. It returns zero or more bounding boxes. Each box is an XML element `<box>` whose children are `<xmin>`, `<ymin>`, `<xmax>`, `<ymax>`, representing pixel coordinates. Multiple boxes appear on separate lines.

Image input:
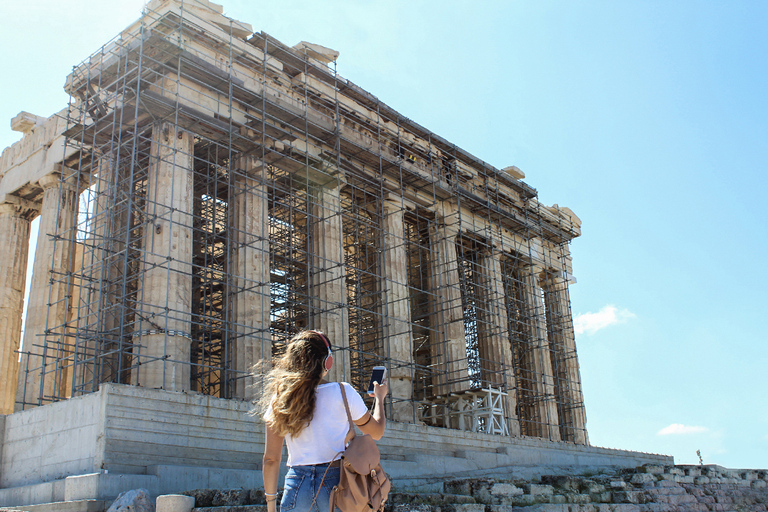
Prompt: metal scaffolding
<box><xmin>14</xmin><ymin>0</ymin><xmax>587</xmax><ymax>444</ymax></box>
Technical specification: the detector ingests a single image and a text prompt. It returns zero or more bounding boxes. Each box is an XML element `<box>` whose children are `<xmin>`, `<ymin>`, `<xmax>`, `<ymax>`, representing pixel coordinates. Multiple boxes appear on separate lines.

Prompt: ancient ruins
<box><xmin>0</xmin><ymin>1</ymin><xmax>671</xmax><ymax>509</ymax></box>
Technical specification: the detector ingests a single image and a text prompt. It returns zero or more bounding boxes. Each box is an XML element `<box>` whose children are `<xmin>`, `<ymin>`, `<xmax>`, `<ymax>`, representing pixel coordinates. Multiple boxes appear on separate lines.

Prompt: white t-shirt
<box><xmin>267</xmin><ymin>382</ymin><xmax>369</xmax><ymax>467</ymax></box>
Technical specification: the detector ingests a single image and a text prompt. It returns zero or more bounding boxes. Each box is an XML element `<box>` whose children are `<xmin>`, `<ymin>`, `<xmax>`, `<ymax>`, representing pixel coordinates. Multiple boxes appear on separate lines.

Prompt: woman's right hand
<box><xmin>371</xmin><ymin>380</ymin><xmax>388</xmax><ymax>402</ymax></box>
<box><xmin>357</xmin><ymin>380</ymin><xmax>388</xmax><ymax>440</ymax></box>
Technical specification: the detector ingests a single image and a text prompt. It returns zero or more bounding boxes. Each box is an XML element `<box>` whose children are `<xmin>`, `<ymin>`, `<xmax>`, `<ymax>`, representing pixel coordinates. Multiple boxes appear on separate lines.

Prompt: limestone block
<box><xmin>565</xmin><ymin>494</ymin><xmax>591</xmax><ymax>504</ymax></box>
<box><xmin>613</xmin><ymin>490</ymin><xmax>647</xmax><ymax>504</ymax></box>
<box><xmin>10</xmin><ymin>112</ymin><xmax>47</xmax><ymax>134</ymax></box>
<box><xmin>293</xmin><ymin>42</ymin><xmax>339</xmax><ymax>64</ymax></box>
<box><xmin>523</xmin><ymin>484</ymin><xmax>553</xmax><ymax>496</ymax></box>
<box><xmin>610</xmin><ymin>480</ymin><xmax>627</xmax><ymax>489</ymax></box>
<box><xmin>490</xmin><ymin>483</ymin><xmax>523</xmax><ymax>497</ymax></box>
<box><xmin>501</xmin><ymin>166</ymin><xmax>525</xmax><ymax>180</ymax></box>
<box><xmin>714</xmin><ymin>494</ymin><xmax>734</xmax><ymax>504</ymax></box>
<box><xmin>581</xmin><ymin>481</ymin><xmax>607</xmax><ymax>494</ymax></box>
<box><xmin>668</xmin><ymin>494</ymin><xmax>698</xmax><ymax>505</ymax></box>
<box><xmin>694</xmin><ymin>476</ymin><xmax>710</xmax><ymax>485</ymax></box>
<box><xmin>752</xmin><ymin>480</ymin><xmax>767</xmax><ymax>489</ymax></box>
<box><xmin>630</xmin><ymin>473</ymin><xmax>656</xmax><ymax>484</ymax></box>
<box><xmin>156</xmin><ymin>494</ymin><xmax>194</xmax><ymax>512</ymax></box>
<box><xmin>107</xmin><ymin>488</ymin><xmax>154</xmax><ymax>512</ymax></box>
<box><xmin>504</xmin><ymin>495</ymin><xmax>547</xmax><ymax>507</ymax></box>
<box><xmin>591</xmin><ymin>492</ymin><xmax>612</xmax><ymax>503</ymax></box>
<box><xmin>640</xmin><ymin>465</ymin><xmax>666</xmax><ymax>475</ymax></box>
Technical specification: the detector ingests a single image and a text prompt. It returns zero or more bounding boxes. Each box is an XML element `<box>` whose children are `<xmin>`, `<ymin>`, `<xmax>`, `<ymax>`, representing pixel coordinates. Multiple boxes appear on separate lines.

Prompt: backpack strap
<box><xmin>338</xmin><ymin>382</ymin><xmax>356</xmax><ymax>445</ymax></box>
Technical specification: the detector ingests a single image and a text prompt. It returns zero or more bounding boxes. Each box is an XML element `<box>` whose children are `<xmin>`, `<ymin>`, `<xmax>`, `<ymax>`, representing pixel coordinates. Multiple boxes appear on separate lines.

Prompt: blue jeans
<box><xmin>280</xmin><ymin>463</ymin><xmax>341</xmax><ymax>512</ymax></box>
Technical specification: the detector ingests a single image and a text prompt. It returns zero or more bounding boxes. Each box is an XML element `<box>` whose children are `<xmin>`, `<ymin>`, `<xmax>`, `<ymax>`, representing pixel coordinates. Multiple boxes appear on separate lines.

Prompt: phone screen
<box><xmin>367</xmin><ymin>367</ymin><xmax>386</xmax><ymax>394</ymax></box>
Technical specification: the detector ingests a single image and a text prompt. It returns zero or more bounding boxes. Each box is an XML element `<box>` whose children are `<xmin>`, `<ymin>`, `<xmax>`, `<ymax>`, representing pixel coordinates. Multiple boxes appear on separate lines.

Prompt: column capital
<box><xmin>0</xmin><ymin>195</ymin><xmax>39</xmax><ymax>217</ymax></box>
<box><xmin>542</xmin><ymin>269</ymin><xmax>577</xmax><ymax>287</ymax></box>
<box><xmin>432</xmin><ymin>219</ymin><xmax>459</xmax><ymax>239</ymax></box>
<box><xmin>382</xmin><ymin>197</ymin><xmax>405</xmax><ymax>215</ymax></box>
<box><xmin>521</xmin><ymin>262</ymin><xmax>545</xmax><ymax>278</ymax></box>
<box><xmin>234</xmin><ymin>154</ymin><xmax>266</xmax><ymax>179</ymax></box>
<box><xmin>154</xmin><ymin>122</ymin><xmax>192</xmax><ymax>143</ymax></box>
<box><xmin>37</xmin><ymin>173</ymin><xmax>62</xmax><ymax>190</ymax></box>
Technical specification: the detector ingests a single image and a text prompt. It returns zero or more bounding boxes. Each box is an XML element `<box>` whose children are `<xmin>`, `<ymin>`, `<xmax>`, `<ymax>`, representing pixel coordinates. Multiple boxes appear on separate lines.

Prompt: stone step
<box><xmin>0</xmin><ymin>500</ymin><xmax>106</xmax><ymax>512</ymax></box>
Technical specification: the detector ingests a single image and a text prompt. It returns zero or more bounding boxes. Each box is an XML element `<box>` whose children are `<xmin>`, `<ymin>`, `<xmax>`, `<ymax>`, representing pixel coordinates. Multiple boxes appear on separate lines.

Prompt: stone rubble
<box><xmin>177</xmin><ymin>465</ymin><xmax>768</xmax><ymax>512</ymax></box>
<box><xmin>107</xmin><ymin>489</ymin><xmax>155</xmax><ymax>512</ymax></box>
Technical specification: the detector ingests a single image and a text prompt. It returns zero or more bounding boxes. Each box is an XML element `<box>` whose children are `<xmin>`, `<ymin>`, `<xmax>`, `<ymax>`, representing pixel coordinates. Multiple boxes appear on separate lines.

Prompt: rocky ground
<box><xmin>179</xmin><ymin>464</ymin><xmax>768</xmax><ymax>512</ymax></box>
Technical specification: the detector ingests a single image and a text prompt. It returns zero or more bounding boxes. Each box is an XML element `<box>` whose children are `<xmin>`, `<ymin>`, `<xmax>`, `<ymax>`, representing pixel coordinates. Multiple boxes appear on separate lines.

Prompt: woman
<box><xmin>260</xmin><ymin>330</ymin><xmax>388</xmax><ymax>512</ymax></box>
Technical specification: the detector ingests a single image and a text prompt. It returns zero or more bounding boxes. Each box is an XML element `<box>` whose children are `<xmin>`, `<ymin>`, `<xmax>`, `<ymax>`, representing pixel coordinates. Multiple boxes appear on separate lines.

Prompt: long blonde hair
<box><xmin>259</xmin><ymin>330</ymin><xmax>330</xmax><ymax>437</ymax></box>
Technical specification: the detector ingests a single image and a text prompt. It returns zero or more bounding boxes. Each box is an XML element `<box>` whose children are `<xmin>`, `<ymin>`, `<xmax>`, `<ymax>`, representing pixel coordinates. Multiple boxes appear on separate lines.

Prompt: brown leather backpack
<box><xmin>329</xmin><ymin>383</ymin><xmax>391</xmax><ymax>512</ymax></box>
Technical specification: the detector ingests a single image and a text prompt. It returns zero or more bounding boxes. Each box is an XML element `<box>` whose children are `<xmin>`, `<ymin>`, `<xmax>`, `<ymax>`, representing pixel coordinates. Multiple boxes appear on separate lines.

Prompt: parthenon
<box><xmin>1</xmin><ymin>0</ymin><xmax>589</xmax><ymax>452</ymax></box>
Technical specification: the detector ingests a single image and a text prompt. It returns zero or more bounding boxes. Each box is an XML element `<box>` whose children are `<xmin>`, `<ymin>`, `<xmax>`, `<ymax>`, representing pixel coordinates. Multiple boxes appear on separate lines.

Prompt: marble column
<box><xmin>381</xmin><ymin>199</ymin><xmax>415</xmax><ymax>422</ymax></box>
<box><xmin>477</xmin><ymin>248</ymin><xmax>520</xmax><ymax>436</ymax></box>
<box><xmin>60</xmin><ymin>242</ymin><xmax>84</xmax><ymax>399</ymax></box>
<box><xmin>229</xmin><ymin>155</ymin><xmax>271</xmax><ymax>401</ymax></box>
<box><xmin>133</xmin><ymin>123</ymin><xmax>194</xmax><ymax>391</ymax></box>
<box><xmin>89</xmin><ymin>155</ymin><xmax>126</xmax><ymax>386</ymax></box>
<box><xmin>16</xmin><ymin>174</ymin><xmax>78</xmax><ymax>409</ymax></box>
<box><xmin>520</xmin><ymin>265</ymin><xmax>561</xmax><ymax>441</ymax></box>
<box><xmin>543</xmin><ymin>272</ymin><xmax>588</xmax><ymax>445</ymax></box>
<box><xmin>75</xmin><ymin>159</ymin><xmax>110</xmax><ymax>391</ymax></box>
<box><xmin>309</xmin><ymin>181</ymin><xmax>349</xmax><ymax>383</ymax></box>
<box><xmin>428</xmin><ymin>222</ymin><xmax>468</xmax><ymax>394</ymax></box>
<box><xmin>0</xmin><ymin>203</ymin><xmax>33</xmax><ymax>413</ymax></box>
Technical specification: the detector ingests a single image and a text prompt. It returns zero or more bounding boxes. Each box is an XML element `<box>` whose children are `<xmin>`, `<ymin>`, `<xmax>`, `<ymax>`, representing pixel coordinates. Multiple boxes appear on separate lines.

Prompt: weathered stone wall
<box><xmin>0</xmin><ymin>391</ymin><xmax>104</xmax><ymax>488</ymax></box>
<box><xmin>429</xmin><ymin>464</ymin><xmax>768</xmax><ymax>512</ymax></box>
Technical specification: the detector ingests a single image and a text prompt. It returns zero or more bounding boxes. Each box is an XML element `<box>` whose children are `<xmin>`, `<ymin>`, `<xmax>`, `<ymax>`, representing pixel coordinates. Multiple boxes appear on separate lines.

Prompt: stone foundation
<box><xmin>0</xmin><ymin>385</ymin><xmax>669</xmax><ymax>509</ymax></box>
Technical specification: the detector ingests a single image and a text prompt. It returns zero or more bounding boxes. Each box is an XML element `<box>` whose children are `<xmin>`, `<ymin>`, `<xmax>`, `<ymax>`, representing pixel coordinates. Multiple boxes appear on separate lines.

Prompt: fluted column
<box><xmin>543</xmin><ymin>272</ymin><xmax>588</xmax><ymax>445</ymax></box>
<box><xmin>89</xmin><ymin>155</ymin><xmax>126</xmax><ymax>386</ymax></box>
<box><xmin>16</xmin><ymin>174</ymin><xmax>78</xmax><ymax>409</ymax></box>
<box><xmin>310</xmin><ymin>181</ymin><xmax>349</xmax><ymax>383</ymax></box>
<box><xmin>428</xmin><ymin>222</ymin><xmax>468</xmax><ymax>394</ymax></box>
<box><xmin>133</xmin><ymin>123</ymin><xmax>194</xmax><ymax>391</ymax></box>
<box><xmin>477</xmin><ymin>248</ymin><xmax>520</xmax><ymax>436</ymax></box>
<box><xmin>520</xmin><ymin>265</ymin><xmax>561</xmax><ymax>441</ymax></box>
<box><xmin>0</xmin><ymin>203</ymin><xmax>33</xmax><ymax>413</ymax></box>
<box><xmin>381</xmin><ymin>199</ymin><xmax>414</xmax><ymax>422</ymax></box>
<box><xmin>229</xmin><ymin>155</ymin><xmax>270</xmax><ymax>401</ymax></box>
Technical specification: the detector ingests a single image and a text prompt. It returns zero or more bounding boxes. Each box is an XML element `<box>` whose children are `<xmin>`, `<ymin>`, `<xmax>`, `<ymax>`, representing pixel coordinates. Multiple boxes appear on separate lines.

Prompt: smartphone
<box><xmin>367</xmin><ymin>366</ymin><xmax>387</xmax><ymax>395</ymax></box>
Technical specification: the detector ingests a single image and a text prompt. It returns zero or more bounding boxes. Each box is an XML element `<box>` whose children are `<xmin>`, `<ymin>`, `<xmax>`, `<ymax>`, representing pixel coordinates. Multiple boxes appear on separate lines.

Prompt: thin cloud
<box><xmin>657</xmin><ymin>424</ymin><xmax>710</xmax><ymax>436</ymax></box>
<box><xmin>574</xmin><ymin>305</ymin><xmax>635</xmax><ymax>335</ymax></box>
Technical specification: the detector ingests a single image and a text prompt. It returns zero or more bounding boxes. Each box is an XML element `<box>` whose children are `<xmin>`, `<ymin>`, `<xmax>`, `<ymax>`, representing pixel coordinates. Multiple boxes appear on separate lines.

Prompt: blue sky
<box><xmin>1</xmin><ymin>1</ymin><xmax>765</xmax><ymax>468</ymax></box>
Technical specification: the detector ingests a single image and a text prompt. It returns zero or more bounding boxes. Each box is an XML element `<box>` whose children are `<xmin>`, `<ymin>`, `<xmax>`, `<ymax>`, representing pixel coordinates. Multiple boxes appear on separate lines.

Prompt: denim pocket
<box><xmin>280</xmin><ymin>472</ymin><xmax>305</xmax><ymax>512</ymax></box>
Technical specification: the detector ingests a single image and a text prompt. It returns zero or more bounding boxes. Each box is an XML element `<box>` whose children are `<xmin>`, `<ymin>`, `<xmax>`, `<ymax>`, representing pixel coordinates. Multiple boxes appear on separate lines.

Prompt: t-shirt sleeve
<box><xmin>342</xmin><ymin>382</ymin><xmax>370</xmax><ymax>422</ymax></box>
<box><xmin>263</xmin><ymin>395</ymin><xmax>275</xmax><ymax>423</ymax></box>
